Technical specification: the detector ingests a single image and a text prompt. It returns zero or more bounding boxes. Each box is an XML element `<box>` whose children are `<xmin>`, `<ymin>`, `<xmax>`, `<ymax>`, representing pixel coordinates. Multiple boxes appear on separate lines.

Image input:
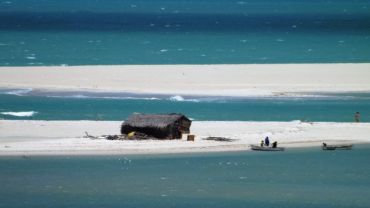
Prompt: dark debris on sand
<box><xmin>202</xmin><ymin>137</ymin><xmax>237</xmax><ymax>142</ymax></box>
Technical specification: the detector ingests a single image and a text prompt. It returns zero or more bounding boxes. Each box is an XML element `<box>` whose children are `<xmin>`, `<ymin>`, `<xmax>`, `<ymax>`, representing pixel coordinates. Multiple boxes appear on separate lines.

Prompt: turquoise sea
<box><xmin>1</xmin><ymin>146</ymin><xmax>370</xmax><ymax>208</ymax></box>
<box><xmin>1</xmin><ymin>1</ymin><xmax>370</xmax><ymax>207</ymax></box>
<box><xmin>0</xmin><ymin>0</ymin><xmax>369</xmax><ymax>122</ymax></box>
<box><xmin>0</xmin><ymin>89</ymin><xmax>369</xmax><ymax>121</ymax></box>
<box><xmin>0</xmin><ymin>0</ymin><xmax>370</xmax><ymax>65</ymax></box>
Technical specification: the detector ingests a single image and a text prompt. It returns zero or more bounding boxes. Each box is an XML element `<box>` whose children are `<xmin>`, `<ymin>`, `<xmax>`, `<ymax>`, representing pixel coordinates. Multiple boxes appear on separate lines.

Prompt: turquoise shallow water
<box><xmin>1</xmin><ymin>0</ymin><xmax>370</xmax><ymax>65</ymax></box>
<box><xmin>0</xmin><ymin>90</ymin><xmax>369</xmax><ymax>121</ymax></box>
<box><xmin>1</xmin><ymin>146</ymin><xmax>370</xmax><ymax>208</ymax></box>
<box><xmin>1</xmin><ymin>1</ymin><xmax>370</xmax><ymax>207</ymax></box>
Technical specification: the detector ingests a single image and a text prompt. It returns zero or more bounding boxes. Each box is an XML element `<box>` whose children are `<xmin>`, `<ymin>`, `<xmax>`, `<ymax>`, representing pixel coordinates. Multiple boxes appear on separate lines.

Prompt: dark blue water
<box><xmin>0</xmin><ymin>90</ymin><xmax>369</xmax><ymax>121</ymax></box>
<box><xmin>1</xmin><ymin>0</ymin><xmax>370</xmax><ymax>66</ymax></box>
<box><xmin>1</xmin><ymin>146</ymin><xmax>370</xmax><ymax>208</ymax></box>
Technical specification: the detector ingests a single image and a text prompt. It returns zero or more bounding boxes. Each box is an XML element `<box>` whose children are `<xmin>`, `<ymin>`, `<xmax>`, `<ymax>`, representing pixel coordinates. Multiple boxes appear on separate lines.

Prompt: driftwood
<box><xmin>83</xmin><ymin>132</ymin><xmax>103</xmax><ymax>140</ymax></box>
<box><xmin>203</xmin><ymin>137</ymin><xmax>237</xmax><ymax>142</ymax></box>
<box><xmin>84</xmin><ymin>132</ymin><xmax>96</xmax><ymax>139</ymax></box>
<box><xmin>83</xmin><ymin>131</ymin><xmax>158</xmax><ymax>140</ymax></box>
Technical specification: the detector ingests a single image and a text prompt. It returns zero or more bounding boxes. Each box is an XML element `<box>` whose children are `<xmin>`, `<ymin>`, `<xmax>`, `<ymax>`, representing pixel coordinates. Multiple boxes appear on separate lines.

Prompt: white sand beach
<box><xmin>1</xmin><ymin>63</ymin><xmax>369</xmax><ymax>155</ymax></box>
<box><xmin>1</xmin><ymin>63</ymin><xmax>370</xmax><ymax>96</ymax></box>
<box><xmin>0</xmin><ymin>120</ymin><xmax>369</xmax><ymax>156</ymax></box>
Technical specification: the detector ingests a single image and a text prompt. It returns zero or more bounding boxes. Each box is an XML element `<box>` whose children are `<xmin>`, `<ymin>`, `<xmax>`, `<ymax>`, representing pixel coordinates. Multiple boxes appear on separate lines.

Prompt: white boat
<box><xmin>250</xmin><ymin>145</ymin><xmax>285</xmax><ymax>151</ymax></box>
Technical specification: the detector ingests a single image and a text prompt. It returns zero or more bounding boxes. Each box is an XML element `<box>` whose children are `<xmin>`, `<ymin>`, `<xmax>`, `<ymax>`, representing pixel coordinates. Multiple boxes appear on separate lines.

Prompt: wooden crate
<box><xmin>187</xmin><ymin>134</ymin><xmax>195</xmax><ymax>141</ymax></box>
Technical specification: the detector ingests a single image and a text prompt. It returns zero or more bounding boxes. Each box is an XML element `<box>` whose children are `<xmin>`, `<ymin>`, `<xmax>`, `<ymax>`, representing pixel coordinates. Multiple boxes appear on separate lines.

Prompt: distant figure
<box><xmin>272</xmin><ymin>141</ymin><xmax>277</xmax><ymax>148</ymax></box>
<box><xmin>354</xmin><ymin>112</ymin><xmax>360</xmax><ymax>122</ymax></box>
<box><xmin>264</xmin><ymin>136</ymin><xmax>270</xmax><ymax>146</ymax></box>
<box><xmin>260</xmin><ymin>140</ymin><xmax>264</xmax><ymax>147</ymax></box>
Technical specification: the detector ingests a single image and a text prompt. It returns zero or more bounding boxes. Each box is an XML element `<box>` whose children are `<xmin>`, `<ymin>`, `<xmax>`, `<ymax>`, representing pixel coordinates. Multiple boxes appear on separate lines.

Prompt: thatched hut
<box><xmin>121</xmin><ymin>113</ymin><xmax>192</xmax><ymax>139</ymax></box>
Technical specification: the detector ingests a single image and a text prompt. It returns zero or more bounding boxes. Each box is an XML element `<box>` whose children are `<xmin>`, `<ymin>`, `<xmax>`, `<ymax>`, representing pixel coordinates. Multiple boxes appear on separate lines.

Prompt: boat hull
<box><xmin>250</xmin><ymin>145</ymin><xmax>285</xmax><ymax>151</ymax></box>
<box><xmin>322</xmin><ymin>144</ymin><xmax>353</xmax><ymax>150</ymax></box>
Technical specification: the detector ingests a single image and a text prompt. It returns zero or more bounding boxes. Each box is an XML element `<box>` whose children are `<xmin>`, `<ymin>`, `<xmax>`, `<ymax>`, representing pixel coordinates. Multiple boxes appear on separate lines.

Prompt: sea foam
<box><xmin>1</xmin><ymin>111</ymin><xmax>37</xmax><ymax>117</ymax></box>
<box><xmin>169</xmin><ymin>95</ymin><xmax>185</xmax><ymax>101</ymax></box>
<box><xmin>3</xmin><ymin>88</ymin><xmax>33</xmax><ymax>96</ymax></box>
<box><xmin>169</xmin><ymin>95</ymin><xmax>199</xmax><ymax>102</ymax></box>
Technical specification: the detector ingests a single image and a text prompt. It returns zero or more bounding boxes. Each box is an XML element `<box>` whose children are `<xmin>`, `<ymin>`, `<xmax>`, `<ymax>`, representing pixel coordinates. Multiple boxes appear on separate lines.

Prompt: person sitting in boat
<box><xmin>272</xmin><ymin>141</ymin><xmax>277</xmax><ymax>148</ymax></box>
<box><xmin>260</xmin><ymin>140</ymin><xmax>264</xmax><ymax>147</ymax></box>
<box><xmin>264</xmin><ymin>136</ymin><xmax>270</xmax><ymax>146</ymax></box>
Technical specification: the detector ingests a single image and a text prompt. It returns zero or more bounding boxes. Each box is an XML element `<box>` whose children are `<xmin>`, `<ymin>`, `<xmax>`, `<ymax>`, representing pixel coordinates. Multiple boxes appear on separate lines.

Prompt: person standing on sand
<box><xmin>264</xmin><ymin>136</ymin><xmax>270</xmax><ymax>146</ymax></box>
<box><xmin>354</xmin><ymin>112</ymin><xmax>360</xmax><ymax>122</ymax></box>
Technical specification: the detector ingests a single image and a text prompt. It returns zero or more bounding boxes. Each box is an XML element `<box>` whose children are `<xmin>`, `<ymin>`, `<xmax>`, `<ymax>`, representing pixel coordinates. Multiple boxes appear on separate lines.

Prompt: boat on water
<box><xmin>322</xmin><ymin>143</ymin><xmax>353</xmax><ymax>150</ymax></box>
<box><xmin>250</xmin><ymin>145</ymin><xmax>285</xmax><ymax>151</ymax></box>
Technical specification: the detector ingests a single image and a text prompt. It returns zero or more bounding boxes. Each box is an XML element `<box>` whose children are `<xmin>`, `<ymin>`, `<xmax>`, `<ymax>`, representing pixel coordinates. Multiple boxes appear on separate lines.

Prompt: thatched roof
<box><xmin>123</xmin><ymin>113</ymin><xmax>190</xmax><ymax>129</ymax></box>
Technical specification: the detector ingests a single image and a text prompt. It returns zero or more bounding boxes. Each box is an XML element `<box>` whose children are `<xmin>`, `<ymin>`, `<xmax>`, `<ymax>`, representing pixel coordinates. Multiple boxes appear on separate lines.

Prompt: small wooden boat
<box><xmin>322</xmin><ymin>143</ymin><xmax>353</xmax><ymax>150</ymax></box>
<box><xmin>250</xmin><ymin>145</ymin><xmax>285</xmax><ymax>151</ymax></box>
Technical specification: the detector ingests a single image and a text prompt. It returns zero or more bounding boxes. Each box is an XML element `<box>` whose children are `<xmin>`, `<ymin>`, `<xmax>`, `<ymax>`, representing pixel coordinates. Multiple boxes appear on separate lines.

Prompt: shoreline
<box><xmin>1</xmin><ymin>63</ymin><xmax>369</xmax><ymax>155</ymax></box>
<box><xmin>1</xmin><ymin>142</ymin><xmax>369</xmax><ymax>157</ymax></box>
<box><xmin>1</xmin><ymin>63</ymin><xmax>370</xmax><ymax>97</ymax></box>
<box><xmin>1</xmin><ymin>120</ymin><xmax>369</xmax><ymax>156</ymax></box>
<box><xmin>2</xmin><ymin>86</ymin><xmax>370</xmax><ymax>99</ymax></box>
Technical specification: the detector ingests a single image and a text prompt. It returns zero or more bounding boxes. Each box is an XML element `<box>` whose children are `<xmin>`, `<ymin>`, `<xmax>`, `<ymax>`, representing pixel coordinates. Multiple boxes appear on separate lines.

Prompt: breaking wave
<box><xmin>1</xmin><ymin>88</ymin><xmax>33</xmax><ymax>96</ymax></box>
<box><xmin>169</xmin><ymin>95</ymin><xmax>185</xmax><ymax>101</ymax></box>
<box><xmin>49</xmin><ymin>94</ymin><xmax>200</xmax><ymax>102</ymax></box>
<box><xmin>168</xmin><ymin>95</ymin><xmax>200</xmax><ymax>102</ymax></box>
<box><xmin>1</xmin><ymin>111</ymin><xmax>37</xmax><ymax>117</ymax></box>
<box><xmin>2</xmin><ymin>88</ymin><xmax>367</xmax><ymax>103</ymax></box>
<box><xmin>46</xmin><ymin>95</ymin><xmax>160</xmax><ymax>100</ymax></box>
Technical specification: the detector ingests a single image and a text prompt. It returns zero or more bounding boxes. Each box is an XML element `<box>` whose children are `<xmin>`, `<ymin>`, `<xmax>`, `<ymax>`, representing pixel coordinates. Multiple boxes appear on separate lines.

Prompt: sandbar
<box><xmin>1</xmin><ymin>63</ymin><xmax>370</xmax><ymax>96</ymax></box>
<box><xmin>0</xmin><ymin>120</ymin><xmax>369</xmax><ymax>156</ymax></box>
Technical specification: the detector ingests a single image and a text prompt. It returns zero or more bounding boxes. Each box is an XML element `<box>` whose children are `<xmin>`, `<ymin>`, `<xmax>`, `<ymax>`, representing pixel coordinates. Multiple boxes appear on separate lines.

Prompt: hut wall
<box><xmin>168</xmin><ymin>124</ymin><xmax>182</xmax><ymax>139</ymax></box>
<box><xmin>121</xmin><ymin>125</ymin><xmax>171</xmax><ymax>139</ymax></box>
<box><xmin>121</xmin><ymin>113</ymin><xmax>192</xmax><ymax>139</ymax></box>
<box><xmin>179</xmin><ymin>119</ymin><xmax>191</xmax><ymax>134</ymax></box>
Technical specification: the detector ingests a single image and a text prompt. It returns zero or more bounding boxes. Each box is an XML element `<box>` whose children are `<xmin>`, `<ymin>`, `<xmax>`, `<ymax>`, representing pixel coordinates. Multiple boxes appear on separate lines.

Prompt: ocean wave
<box><xmin>168</xmin><ymin>95</ymin><xmax>200</xmax><ymax>102</ymax></box>
<box><xmin>3</xmin><ymin>88</ymin><xmax>368</xmax><ymax>103</ymax></box>
<box><xmin>1</xmin><ymin>88</ymin><xmax>33</xmax><ymax>96</ymax></box>
<box><xmin>1</xmin><ymin>111</ymin><xmax>37</xmax><ymax>117</ymax></box>
<box><xmin>25</xmin><ymin>56</ymin><xmax>36</xmax><ymax>60</ymax></box>
<box><xmin>46</xmin><ymin>95</ymin><xmax>160</xmax><ymax>100</ymax></box>
<box><xmin>169</xmin><ymin>95</ymin><xmax>184</xmax><ymax>101</ymax></box>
